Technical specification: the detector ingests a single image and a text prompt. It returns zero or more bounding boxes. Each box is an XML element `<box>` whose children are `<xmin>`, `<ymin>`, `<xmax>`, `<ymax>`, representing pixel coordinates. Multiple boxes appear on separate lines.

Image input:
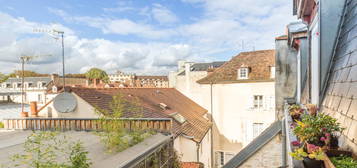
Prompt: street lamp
<box><xmin>34</xmin><ymin>29</ymin><xmax>66</xmax><ymax>91</ymax></box>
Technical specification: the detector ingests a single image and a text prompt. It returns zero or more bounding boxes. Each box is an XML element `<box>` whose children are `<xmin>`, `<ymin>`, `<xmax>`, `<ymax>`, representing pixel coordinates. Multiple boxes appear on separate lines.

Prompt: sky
<box><xmin>0</xmin><ymin>0</ymin><xmax>295</xmax><ymax>75</ymax></box>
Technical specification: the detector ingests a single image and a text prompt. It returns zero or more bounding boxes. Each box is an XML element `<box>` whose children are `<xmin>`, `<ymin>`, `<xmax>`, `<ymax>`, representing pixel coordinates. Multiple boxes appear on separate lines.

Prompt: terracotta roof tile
<box><xmin>197</xmin><ymin>50</ymin><xmax>275</xmax><ymax>84</ymax></box>
<box><xmin>181</xmin><ymin>162</ymin><xmax>204</xmax><ymax>168</ymax></box>
<box><xmin>136</xmin><ymin>76</ymin><xmax>168</xmax><ymax>80</ymax></box>
<box><xmin>70</xmin><ymin>87</ymin><xmax>211</xmax><ymax>142</ymax></box>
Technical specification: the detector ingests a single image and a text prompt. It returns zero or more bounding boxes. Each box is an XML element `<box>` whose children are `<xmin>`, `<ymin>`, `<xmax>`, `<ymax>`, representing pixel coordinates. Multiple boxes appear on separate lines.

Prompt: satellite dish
<box><xmin>53</xmin><ymin>92</ymin><xmax>77</xmax><ymax>113</ymax></box>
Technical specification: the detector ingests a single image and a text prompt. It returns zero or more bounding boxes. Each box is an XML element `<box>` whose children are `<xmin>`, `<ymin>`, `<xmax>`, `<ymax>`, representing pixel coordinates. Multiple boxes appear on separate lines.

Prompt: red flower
<box><xmin>320</xmin><ymin>137</ymin><xmax>327</xmax><ymax>141</ymax></box>
<box><xmin>291</xmin><ymin>141</ymin><xmax>300</xmax><ymax>146</ymax></box>
<box><xmin>325</xmin><ymin>133</ymin><xmax>331</xmax><ymax>137</ymax></box>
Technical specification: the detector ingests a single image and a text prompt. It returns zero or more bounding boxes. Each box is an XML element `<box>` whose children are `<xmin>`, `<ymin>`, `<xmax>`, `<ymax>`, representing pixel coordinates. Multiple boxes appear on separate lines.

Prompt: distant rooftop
<box><xmin>2</xmin><ymin>77</ymin><xmax>51</xmax><ymax>84</ymax></box>
<box><xmin>0</xmin><ymin>103</ymin><xmax>29</xmax><ymax>121</ymax></box>
<box><xmin>178</xmin><ymin>61</ymin><xmax>226</xmax><ymax>75</ymax></box>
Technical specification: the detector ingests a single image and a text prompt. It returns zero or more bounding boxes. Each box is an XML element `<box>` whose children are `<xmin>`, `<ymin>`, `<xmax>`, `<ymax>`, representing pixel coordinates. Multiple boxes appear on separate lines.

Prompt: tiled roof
<box><xmin>197</xmin><ymin>50</ymin><xmax>275</xmax><ymax>84</ymax></box>
<box><xmin>178</xmin><ymin>61</ymin><xmax>226</xmax><ymax>76</ymax></box>
<box><xmin>136</xmin><ymin>76</ymin><xmax>168</xmax><ymax>80</ymax></box>
<box><xmin>181</xmin><ymin>162</ymin><xmax>204</xmax><ymax>168</ymax></box>
<box><xmin>321</xmin><ymin>0</ymin><xmax>357</xmax><ymax>153</ymax></box>
<box><xmin>70</xmin><ymin>87</ymin><xmax>211</xmax><ymax>142</ymax></box>
<box><xmin>52</xmin><ymin>77</ymin><xmax>87</xmax><ymax>87</ymax></box>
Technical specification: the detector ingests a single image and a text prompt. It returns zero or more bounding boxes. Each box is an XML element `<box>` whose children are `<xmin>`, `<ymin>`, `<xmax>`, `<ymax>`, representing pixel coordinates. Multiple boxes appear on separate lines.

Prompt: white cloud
<box><xmin>0</xmin><ymin>12</ymin><xmax>194</xmax><ymax>75</ymax></box>
<box><xmin>49</xmin><ymin>8</ymin><xmax>176</xmax><ymax>39</ymax></box>
<box><xmin>0</xmin><ymin>0</ymin><xmax>296</xmax><ymax>75</ymax></box>
<box><xmin>151</xmin><ymin>4</ymin><xmax>178</xmax><ymax>24</ymax></box>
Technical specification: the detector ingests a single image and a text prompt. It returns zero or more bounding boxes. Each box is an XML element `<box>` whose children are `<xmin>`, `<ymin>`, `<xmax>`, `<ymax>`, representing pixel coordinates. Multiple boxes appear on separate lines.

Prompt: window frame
<box><xmin>238</xmin><ymin>68</ymin><xmax>249</xmax><ymax>79</ymax></box>
<box><xmin>253</xmin><ymin>95</ymin><xmax>263</xmax><ymax>109</ymax></box>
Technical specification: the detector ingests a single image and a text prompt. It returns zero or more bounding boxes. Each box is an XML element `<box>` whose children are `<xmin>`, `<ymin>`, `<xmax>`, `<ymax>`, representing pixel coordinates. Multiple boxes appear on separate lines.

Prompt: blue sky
<box><xmin>0</xmin><ymin>0</ymin><xmax>295</xmax><ymax>75</ymax></box>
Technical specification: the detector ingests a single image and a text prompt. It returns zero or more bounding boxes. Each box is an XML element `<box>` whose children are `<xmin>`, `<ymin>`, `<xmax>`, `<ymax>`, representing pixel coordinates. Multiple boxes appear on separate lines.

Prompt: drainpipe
<box><xmin>210</xmin><ymin>82</ymin><xmax>214</xmax><ymax>168</ymax></box>
<box><xmin>280</xmin><ymin>119</ymin><xmax>287</xmax><ymax>168</ymax></box>
<box><xmin>196</xmin><ymin>142</ymin><xmax>200</xmax><ymax>163</ymax></box>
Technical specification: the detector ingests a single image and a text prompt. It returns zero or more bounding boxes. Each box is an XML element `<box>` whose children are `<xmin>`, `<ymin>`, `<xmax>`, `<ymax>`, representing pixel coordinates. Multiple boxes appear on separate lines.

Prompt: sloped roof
<box><xmin>223</xmin><ymin>121</ymin><xmax>282</xmax><ymax>168</ymax></box>
<box><xmin>70</xmin><ymin>87</ymin><xmax>211</xmax><ymax>142</ymax></box>
<box><xmin>178</xmin><ymin>61</ymin><xmax>226</xmax><ymax>76</ymax></box>
<box><xmin>321</xmin><ymin>0</ymin><xmax>357</xmax><ymax>151</ymax></box>
<box><xmin>136</xmin><ymin>76</ymin><xmax>168</xmax><ymax>80</ymax></box>
<box><xmin>52</xmin><ymin>77</ymin><xmax>87</xmax><ymax>87</ymax></box>
<box><xmin>197</xmin><ymin>50</ymin><xmax>275</xmax><ymax>84</ymax></box>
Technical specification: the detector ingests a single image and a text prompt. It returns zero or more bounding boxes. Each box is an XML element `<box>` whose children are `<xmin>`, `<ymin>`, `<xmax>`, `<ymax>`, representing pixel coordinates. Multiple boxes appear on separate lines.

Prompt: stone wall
<box><xmin>238</xmin><ymin>135</ymin><xmax>282</xmax><ymax>168</ymax></box>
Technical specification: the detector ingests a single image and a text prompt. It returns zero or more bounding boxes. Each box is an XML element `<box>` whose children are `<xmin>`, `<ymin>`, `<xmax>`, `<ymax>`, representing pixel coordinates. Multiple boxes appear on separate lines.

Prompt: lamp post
<box><xmin>34</xmin><ymin>29</ymin><xmax>66</xmax><ymax>91</ymax></box>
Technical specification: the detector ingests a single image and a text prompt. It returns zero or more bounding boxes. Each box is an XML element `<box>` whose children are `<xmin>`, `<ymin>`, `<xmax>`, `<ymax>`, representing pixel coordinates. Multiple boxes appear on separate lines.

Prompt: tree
<box><xmin>95</xmin><ymin>93</ymin><xmax>151</xmax><ymax>153</ymax></box>
<box><xmin>85</xmin><ymin>68</ymin><xmax>109</xmax><ymax>83</ymax></box>
<box><xmin>0</xmin><ymin>72</ymin><xmax>8</xmax><ymax>83</ymax></box>
<box><xmin>8</xmin><ymin>70</ymin><xmax>47</xmax><ymax>78</ymax></box>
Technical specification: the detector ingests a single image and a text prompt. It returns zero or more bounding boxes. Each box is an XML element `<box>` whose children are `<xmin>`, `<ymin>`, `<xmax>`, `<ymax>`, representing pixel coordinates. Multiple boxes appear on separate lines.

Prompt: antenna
<box><xmin>34</xmin><ymin>28</ymin><xmax>66</xmax><ymax>91</ymax></box>
<box><xmin>19</xmin><ymin>54</ymin><xmax>51</xmax><ymax>113</ymax></box>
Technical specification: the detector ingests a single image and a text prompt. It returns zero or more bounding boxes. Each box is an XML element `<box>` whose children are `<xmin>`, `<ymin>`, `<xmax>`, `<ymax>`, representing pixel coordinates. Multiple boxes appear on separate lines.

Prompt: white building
<box><xmin>0</xmin><ymin>77</ymin><xmax>51</xmax><ymax>105</ymax></box>
<box><xmin>108</xmin><ymin>71</ymin><xmax>135</xmax><ymax>85</ymax></box>
<box><xmin>170</xmin><ymin>50</ymin><xmax>276</xmax><ymax>167</ymax></box>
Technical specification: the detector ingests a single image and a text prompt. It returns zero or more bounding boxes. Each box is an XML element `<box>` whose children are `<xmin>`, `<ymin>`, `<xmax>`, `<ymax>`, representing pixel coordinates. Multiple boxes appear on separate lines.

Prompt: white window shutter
<box><xmin>263</xmin><ymin>96</ymin><xmax>268</xmax><ymax>109</ymax></box>
<box><xmin>247</xmin><ymin>96</ymin><xmax>254</xmax><ymax>109</ymax></box>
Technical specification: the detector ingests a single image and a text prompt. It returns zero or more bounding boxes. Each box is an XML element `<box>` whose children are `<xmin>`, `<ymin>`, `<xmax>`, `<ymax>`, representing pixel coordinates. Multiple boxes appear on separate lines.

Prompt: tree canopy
<box><xmin>85</xmin><ymin>68</ymin><xmax>108</xmax><ymax>81</ymax></box>
<box><xmin>8</xmin><ymin>70</ymin><xmax>47</xmax><ymax>78</ymax></box>
<box><xmin>0</xmin><ymin>72</ymin><xmax>8</xmax><ymax>83</ymax></box>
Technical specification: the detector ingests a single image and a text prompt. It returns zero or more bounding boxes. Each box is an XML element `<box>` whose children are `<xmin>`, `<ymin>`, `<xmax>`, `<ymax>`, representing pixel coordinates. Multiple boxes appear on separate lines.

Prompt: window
<box><xmin>216</xmin><ymin>151</ymin><xmax>235</xmax><ymax>167</ymax></box>
<box><xmin>253</xmin><ymin>123</ymin><xmax>264</xmax><ymax>138</ymax></box>
<box><xmin>253</xmin><ymin>95</ymin><xmax>263</xmax><ymax>108</ymax></box>
<box><xmin>270</xmin><ymin>66</ymin><xmax>275</xmax><ymax>78</ymax></box>
<box><xmin>217</xmin><ymin>151</ymin><xmax>224</xmax><ymax>166</ymax></box>
<box><xmin>238</xmin><ymin>68</ymin><xmax>249</xmax><ymax>79</ymax></box>
<box><xmin>38</xmin><ymin>94</ymin><xmax>43</xmax><ymax>104</ymax></box>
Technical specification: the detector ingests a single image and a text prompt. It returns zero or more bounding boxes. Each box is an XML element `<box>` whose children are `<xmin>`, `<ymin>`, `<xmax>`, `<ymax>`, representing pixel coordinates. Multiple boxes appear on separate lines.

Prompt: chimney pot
<box><xmin>30</xmin><ymin>101</ymin><xmax>38</xmax><ymax>117</ymax></box>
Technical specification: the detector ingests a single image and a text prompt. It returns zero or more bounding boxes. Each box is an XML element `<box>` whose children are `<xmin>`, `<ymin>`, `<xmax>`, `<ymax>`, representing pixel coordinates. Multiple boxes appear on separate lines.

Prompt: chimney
<box><xmin>30</xmin><ymin>101</ymin><xmax>38</xmax><ymax>117</ymax></box>
<box><xmin>93</xmin><ymin>79</ymin><xmax>97</xmax><ymax>88</ymax></box>
<box><xmin>185</xmin><ymin>63</ymin><xmax>191</xmax><ymax>92</ymax></box>
<box><xmin>51</xmin><ymin>74</ymin><xmax>56</xmax><ymax>81</ymax></box>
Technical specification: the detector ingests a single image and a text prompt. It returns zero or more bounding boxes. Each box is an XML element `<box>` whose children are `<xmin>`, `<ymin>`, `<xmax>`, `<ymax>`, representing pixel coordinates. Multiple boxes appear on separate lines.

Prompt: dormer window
<box><xmin>270</xmin><ymin>66</ymin><xmax>275</xmax><ymax>78</ymax></box>
<box><xmin>171</xmin><ymin>113</ymin><xmax>186</xmax><ymax>124</ymax></box>
<box><xmin>238</xmin><ymin>68</ymin><xmax>249</xmax><ymax>79</ymax></box>
<box><xmin>52</xmin><ymin>86</ymin><xmax>57</xmax><ymax>93</ymax></box>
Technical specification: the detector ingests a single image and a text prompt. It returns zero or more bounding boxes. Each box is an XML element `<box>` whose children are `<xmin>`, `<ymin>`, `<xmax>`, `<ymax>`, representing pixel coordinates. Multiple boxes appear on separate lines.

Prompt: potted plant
<box><xmin>293</xmin><ymin>113</ymin><xmax>344</xmax><ymax>149</ymax></box>
<box><xmin>290</xmin><ymin>145</ymin><xmax>325</xmax><ymax>168</ymax></box>
<box><xmin>289</xmin><ymin>104</ymin><xmax>304</xmax><ymax>120</ymax></box>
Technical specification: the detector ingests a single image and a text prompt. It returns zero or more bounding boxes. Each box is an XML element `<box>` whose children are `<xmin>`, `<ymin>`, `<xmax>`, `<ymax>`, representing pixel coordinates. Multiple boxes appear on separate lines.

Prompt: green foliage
<box><xmin>65</xmin><ymin>73</ymin><xmax>86</xmax><ymax>78</ymax></box>
<box><xmin>69</xmin><ymin>142</ymin><xmax>91</xmax><ymax>168</ymax></box>
<box><xmin>0</xmin><ymin>122</ymin><xmax>4</xmax><ymax>128</ymax></box>
<box><xmin>331</xmin><ymin>155</ymin><xmax>357</xmax><ymax>168</ymax></box>
<box><xmin>293</xmin><ymin>113</ymin><xmax>344</xmax><ymax>144</ymax></box>
<box><xmin>289</xmin><ymin>146</ymin><xmax>325</xmax><ymax>161</ymax></box>
<box><xmin>289</xmin><ymin>147</ymin><xmax>308</xmax><ymax>160</ymax></box>
<box><xmin>8</xmin><ymin>70</ymin><xmax>47</xmax><ymax>78</ymax></box>
<box><xmin>85</xmin><ymin>68</ymin><xmax>108</xmax><ymax>81</ymax></box>
<box><xmin>95</xmin><ymin>93</ymin><xmax>153</xmax><ymax>153</ymax></box>
<box><xmin>0</xmin><ymin>73</ymin><xmax>8</xmax><ymax>83</ymax></box>
<box><xmin>7</xmin><ymin>131</ymin><xmax>91</xmax><ymax>168</ymax></box>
